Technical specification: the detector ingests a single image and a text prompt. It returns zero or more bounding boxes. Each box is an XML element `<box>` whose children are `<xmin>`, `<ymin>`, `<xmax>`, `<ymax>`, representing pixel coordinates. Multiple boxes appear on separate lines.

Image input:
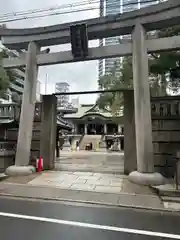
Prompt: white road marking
<box><xmin>0</xmin><ymin>211</ymin><xmax>179</xmax><ymax>239</ymax></box>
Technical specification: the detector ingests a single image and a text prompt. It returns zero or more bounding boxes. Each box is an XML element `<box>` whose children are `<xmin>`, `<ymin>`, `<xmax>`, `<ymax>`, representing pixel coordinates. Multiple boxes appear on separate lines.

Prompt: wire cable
<box><xmin>0</xmin><ymin>0</ymin><xmax>160</xmax><ymax>23</ymax></box>
<box><xmin>0</xmin><ymin>0</ymin><xmax>98</xmax><ymax>19</ymax></box>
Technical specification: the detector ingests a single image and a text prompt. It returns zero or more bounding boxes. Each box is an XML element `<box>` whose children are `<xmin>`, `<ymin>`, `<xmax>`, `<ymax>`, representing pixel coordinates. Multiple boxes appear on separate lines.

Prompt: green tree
<box><xmin>96</xmin><ymin>56</ymin><xmax>133</xmax><ymax>114</ymax></box>
<box><xmin>0</xmin><ymin>49</ymin><xmax>17</xmax><ymax>98</ymax></box>
<box><xmin>150</xmin><ymin>25</ymin><xmax>180</xmax><ymax>94</ymax></box>
<box><xmin>97</xmin><ymin>25</ymin><xmax>180</xmax><ymax>113</ymax></box>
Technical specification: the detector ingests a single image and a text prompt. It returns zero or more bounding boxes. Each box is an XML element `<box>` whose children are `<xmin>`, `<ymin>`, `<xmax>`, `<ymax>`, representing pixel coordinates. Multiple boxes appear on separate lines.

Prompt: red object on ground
<box><xmin>37</xmin><ymin>156</ymin><xmax>43</xmax><ymax>172</ymax></box>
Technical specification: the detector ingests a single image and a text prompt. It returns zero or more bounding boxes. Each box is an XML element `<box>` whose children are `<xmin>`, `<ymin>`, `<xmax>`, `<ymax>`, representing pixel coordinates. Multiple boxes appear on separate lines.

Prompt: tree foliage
<box><xmin>96</xmin><ymin>25</ymin><xmax>180</xmax><ymax>113</ymax></box>
<box><xmin>0</xmin><ymin>49</ymin><xmax>17</xmax><ymax>97</ymax></box>
<box><xmin>96</xmin><ymin>57</ymin><xmax>133</xmax><ymax>114</ymax></box>
<box><xmin>150</xmin><ymin>25</ymin><xmax>180</xmax><ymax>93</ymax></box>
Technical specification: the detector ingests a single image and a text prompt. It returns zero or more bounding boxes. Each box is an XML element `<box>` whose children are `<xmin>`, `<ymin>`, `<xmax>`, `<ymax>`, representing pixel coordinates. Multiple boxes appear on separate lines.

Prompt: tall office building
<box><xmin>71</xmin><ymin>97</ymin><xmax>79</xmax><ymax>108</ymax></box>
<box><xmin>55</xmin><ymin>82</ymin><xmax>70</xmax><ymax>108</ymax></box>
<box><xmin>122</xmin><ymin>0</ymin><xmax>161</xmax><ymax>13</ymax></box>
<box><xmin>99</xmin><ymin>0</ymin><xmax>121</xmax><ymax>79</ymax></box>
<box><xmin>0</xmin><ymin>49</ymin><xmax>41</xmax><ymax>103</ymax></box>
<box><xmin>98</xmin><ymin>0</ymin><xmax>161</xmax><ymax>79</ymax></box>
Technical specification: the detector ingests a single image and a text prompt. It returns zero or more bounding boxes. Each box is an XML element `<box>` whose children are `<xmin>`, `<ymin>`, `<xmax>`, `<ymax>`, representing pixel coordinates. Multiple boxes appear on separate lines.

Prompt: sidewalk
<box><xmin>0</xmin><ymin>170</ymin><xmax>165</xmax><ymax>211</ymax></box>
<box><xmin>60</xmin><ymin>150</ymin><xmax>124</xmax><ymax>156</ymax></box>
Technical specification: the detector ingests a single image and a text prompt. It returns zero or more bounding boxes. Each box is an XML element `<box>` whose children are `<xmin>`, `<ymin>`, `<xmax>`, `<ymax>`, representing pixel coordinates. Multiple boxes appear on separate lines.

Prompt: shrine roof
<box><xmin>63</xmin><ymin>104</ymin><xmax>123</xmax><ymax>119</ymax></box>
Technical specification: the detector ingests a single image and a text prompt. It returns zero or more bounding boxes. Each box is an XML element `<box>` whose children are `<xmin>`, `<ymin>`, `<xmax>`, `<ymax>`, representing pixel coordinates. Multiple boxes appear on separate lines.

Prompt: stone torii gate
<box><xmin>1</xmin><ymin>0</ymin><xmax>180</xmax><ymax>185</ymax></box>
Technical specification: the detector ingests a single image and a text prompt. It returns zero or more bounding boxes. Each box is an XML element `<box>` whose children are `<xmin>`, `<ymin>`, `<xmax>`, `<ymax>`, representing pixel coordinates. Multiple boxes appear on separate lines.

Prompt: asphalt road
<box><xmin>0</xmin><ymin>197</ymin><xmax>180</xmax><ymax>240</ymax></box>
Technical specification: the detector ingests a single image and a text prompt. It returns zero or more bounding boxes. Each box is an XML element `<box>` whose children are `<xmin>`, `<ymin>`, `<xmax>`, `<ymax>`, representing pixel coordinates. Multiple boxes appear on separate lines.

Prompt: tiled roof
<box><xmin>63</xmin><ymin>104</ymin><xmax>123</xmax><ymax>119</ymax></box>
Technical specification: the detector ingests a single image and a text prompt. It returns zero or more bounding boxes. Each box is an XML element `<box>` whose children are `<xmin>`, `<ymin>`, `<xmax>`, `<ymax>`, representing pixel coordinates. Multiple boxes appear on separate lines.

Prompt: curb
<box><xmin>0</xmin><ymin>191</ymin><xmax>179</xmax><ymax>214</ymax></box>
<box><xmin>0</xmin><ymin>182</ymin><xmax>165</xmax><ymax>198</ymax></box>
<box><xmin>0</xmin><ymin>175</ymin><xmax>9</xmax><ymax>182</ymax></box>
<box><xmin>55</xmin><ymin>169</ymin><xmax>125</xmax><ymax>175</ymax></box>
<box><xmin>155</xmin><ymin>189</ymin><xmax>180</xmax><ymax>197</ymax></box>
<box><xmin>162</xmin><ymin>196</ymin><xmax>180</xmax><ymax>203</ymax></box>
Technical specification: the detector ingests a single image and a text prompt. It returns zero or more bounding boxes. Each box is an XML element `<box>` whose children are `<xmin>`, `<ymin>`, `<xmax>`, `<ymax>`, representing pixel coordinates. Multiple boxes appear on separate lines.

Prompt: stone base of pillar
<box><xmin>5</xmin><ymin>165</ymin><xmax>35</xmax><ymax>176</ymax></box>
<box><xmin>129</xmin><ymin>171</ymin><xmax>166</xmax><ymax>186</ymax></box>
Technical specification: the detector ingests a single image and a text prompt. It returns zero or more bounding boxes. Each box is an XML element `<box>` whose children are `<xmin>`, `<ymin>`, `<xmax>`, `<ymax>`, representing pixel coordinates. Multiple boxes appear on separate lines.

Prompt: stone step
<box><xmin>154</xmin><ymin>189</ymin><xmax>180</xmax><ymax>198</ymax></box>
<box><xmin>163</xmin><ymin>201</ymin><xmax>180</xmax><ymax>211</ymax></box>
<box><xmin>162</xmin><ymin>196</ymin><xmax>180</xmax><ymax>203</ymax></box>
<box><xmin>153</xmin><ymin>184</ymin><xmax>180</xmax><ymax>197</ymax></box>
<box><xmin>159</xmin><ymin>189</ymin><xmax>180</xmax><ymax>197</ymax></box>
<box><xmin>80</xmin><ymin>135</ymin><xmax>102</xmax><ymax>150</ymax></box>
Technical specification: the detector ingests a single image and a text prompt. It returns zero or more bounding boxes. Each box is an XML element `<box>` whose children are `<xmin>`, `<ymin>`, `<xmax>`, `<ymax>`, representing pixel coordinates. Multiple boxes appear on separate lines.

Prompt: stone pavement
<box><xmin>28</xmin><ymin>171</ymin><xmax>126</xmax><ymax>194</ymax></box>
<box><xmin>55</xmin><ymin>150</ymin><xmax>124</xmax><ymax>174</ymax></box>
<box><xmin>0</xmin><ymin>151</ymin><xmax>168</xmax><ymax>210</ymax></box>
<box><xmin>0</xmin><ymin>169</ymin><xmax>165</xmax><ymax>210</ymax></box>
<box><xmin>0</xmin><ymin>181</ymin><xmax>164</xmax><ymax>210</ymax></box>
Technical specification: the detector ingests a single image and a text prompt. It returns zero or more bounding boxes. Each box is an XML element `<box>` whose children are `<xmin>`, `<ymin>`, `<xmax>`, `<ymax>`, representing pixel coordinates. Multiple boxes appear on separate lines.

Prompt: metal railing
<box><xmin>0</xmin><ymin>103</ymin><xmax>20</xmax><ymax>120</ymax></box>
<box><xmin>0</xmin><ymin>102</ymin><xmax>42</xmax><ymax>121</ymax></box>
<box><xmin>0</xmin><ymin>142</ymin><xmax>15</xmax><ymax>151</ymax></box>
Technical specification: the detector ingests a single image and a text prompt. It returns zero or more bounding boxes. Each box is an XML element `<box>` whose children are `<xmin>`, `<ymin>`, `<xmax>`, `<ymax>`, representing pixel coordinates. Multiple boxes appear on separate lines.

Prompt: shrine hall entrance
<box><xmin>87</xmin><ymin>123</ymin><xmax>103</xmax><ymax>135</ymax></box>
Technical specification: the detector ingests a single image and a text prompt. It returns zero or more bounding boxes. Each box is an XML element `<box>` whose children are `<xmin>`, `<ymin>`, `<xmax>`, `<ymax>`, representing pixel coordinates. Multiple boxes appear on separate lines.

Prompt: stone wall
<box><xmin>0</xmin><ymin>145</ymin><xmax>15</xmax><ymax>173</ymax></box>
<box><xmin>124</xmin><ymin>92</ymin><xmax>180</xmax><ymax>177</ymax></box>
<box><xmin>151</xmin><ymin>96</ymin><xmax>180</xmax><ymax>176</ymax></box>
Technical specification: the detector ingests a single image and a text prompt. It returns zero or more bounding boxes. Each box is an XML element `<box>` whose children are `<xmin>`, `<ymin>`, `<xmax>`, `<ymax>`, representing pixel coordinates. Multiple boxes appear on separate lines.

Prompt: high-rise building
<box><xmin>98</xmin><ymin>0</ymin><xmax>161</xmax><ymax>79</ymax></box>
<box><xmin>71</xmin><ymin>97</ymin><xmax>79</xmax><ymax>108</ymax></box>
<box><xmin>122</xmin><ymin>0</ymin><xmax>138</xmax><ymax>12</ymax></box>
<box><xmin>55</xmin><ymin>82</ymin><xmax>70</xmax><ymax>108</ymax></box>
<box><xmin>0</xmin><ymin>49</ymin><xmax>41</xmax><ymax>103</ymax></box>
<box><xmin>99</xmin><ymin>0</ymin><xmax>121</xmax><ymax>79</ymax></box>
<box><xmin>36</xmin><ymin>80</ymin><xmax>41</xmax><ymax>102</ymax></box>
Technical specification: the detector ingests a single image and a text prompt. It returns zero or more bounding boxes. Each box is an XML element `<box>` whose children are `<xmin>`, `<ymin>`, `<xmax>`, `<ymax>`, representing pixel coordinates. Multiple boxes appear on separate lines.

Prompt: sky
<box><xmin>0</xmin><ymin>0</ymin><xmax>100</xmax><ymax>103</ymax></box>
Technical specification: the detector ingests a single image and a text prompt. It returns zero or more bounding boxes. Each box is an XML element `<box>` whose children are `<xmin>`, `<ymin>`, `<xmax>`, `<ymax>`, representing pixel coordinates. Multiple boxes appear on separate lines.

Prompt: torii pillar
<box><xmin>129</xmin><ymin>23</ymin><xmax>165</xmax><ymax>186</ymax></box>
<box><xmin>6</xmin><ymin>41</ymin><xmax>40</xmax><ymax>176</ymax></box>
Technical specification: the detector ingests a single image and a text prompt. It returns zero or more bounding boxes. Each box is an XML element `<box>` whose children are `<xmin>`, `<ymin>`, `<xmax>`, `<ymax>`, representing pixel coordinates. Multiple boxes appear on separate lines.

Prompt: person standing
<box><xmin>56</xmin><ymin>129</ymin><xmax>60</xmax><ymax>158</ymax></box>
<box><xmin>76</xmin><ymin>140</ymin><xmax>79</xmax><ymax>151</ymax></box>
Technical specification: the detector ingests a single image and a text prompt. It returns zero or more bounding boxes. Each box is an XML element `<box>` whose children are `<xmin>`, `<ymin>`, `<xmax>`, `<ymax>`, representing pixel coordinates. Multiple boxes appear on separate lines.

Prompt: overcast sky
<box><xmin>1</xmin><ymin>0</ymin><xmax>99</xmax><ymax>103</ymax></box>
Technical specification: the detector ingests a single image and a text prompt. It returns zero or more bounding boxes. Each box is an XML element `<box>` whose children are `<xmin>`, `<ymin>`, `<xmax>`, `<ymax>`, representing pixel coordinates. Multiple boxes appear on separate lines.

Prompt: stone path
<box><xmin>29</xmin><ymin>171</ymin><xmax>127</xmax><ymax>194</ymax></box>
<box><xmin>55</xmin><ymin>151</ymin><xmax>124</xmax><ymax>174</ymax></box>
<box><xmin>0</xmin><ymin>179</ymin><xmax>164</xmax><ymax>210</ymax></box>
<box><xmin>25</xmin><ymin>169</ymin><xmax>164</xmax><ymax>210</ymax></box>
<box><xmin>0</xmin><ymin>167</ymin><xmax>164</xmax><ymax>210</ymax></box>
<box><xmin>0</xmin><ymin>150</ymin><xmax>166</xmax><ymax>210</ymax></box>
